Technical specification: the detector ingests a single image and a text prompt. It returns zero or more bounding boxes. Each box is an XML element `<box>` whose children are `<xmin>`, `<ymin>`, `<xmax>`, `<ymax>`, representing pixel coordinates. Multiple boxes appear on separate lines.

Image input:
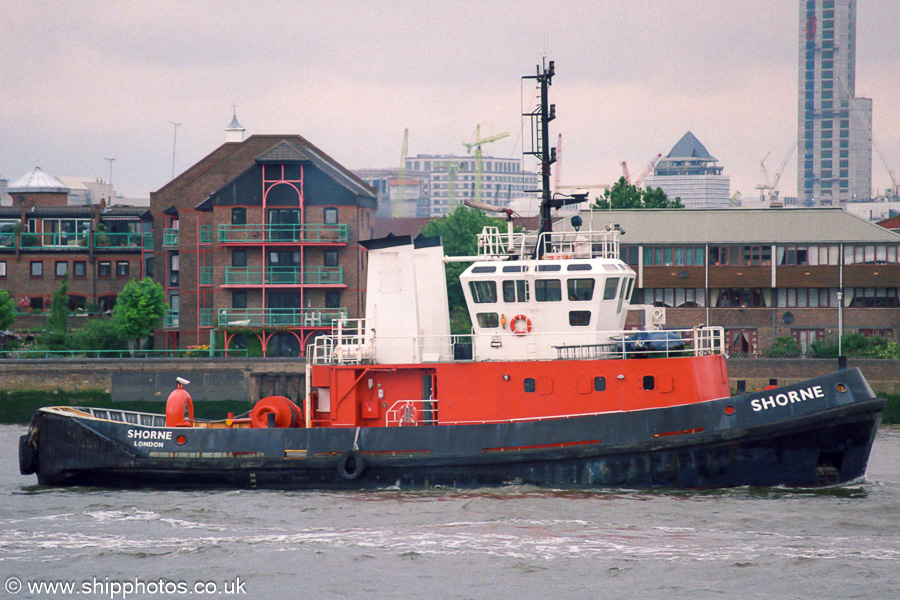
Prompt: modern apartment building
<box><xmin>798</xmin><ymin>0</ymin><xmax>873</xmax><ymax>205</ymax></box>
<box><xmin>357</xmin><ymin>155</ymin><xmax>539</xmax><ymax>218</ymax></box>
<box><xmin>643</xmin><ymin>132</ymin><xmax>731</xmax><ymax>209</ymax></box>
<box><xmin>0</xmin><ymin>167</ymin><xmax>152</xmax><ymax>317</ymax></box>
<box><xmin>150</xmin><ymin>132</ymin><xmax>376</xmax><ymax>356</ymax></box>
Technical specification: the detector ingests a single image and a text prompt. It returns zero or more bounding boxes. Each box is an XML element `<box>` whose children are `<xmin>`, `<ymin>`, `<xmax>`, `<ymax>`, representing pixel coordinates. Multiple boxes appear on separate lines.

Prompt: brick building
<box><xmin>557</xmin><ymin>208</ymin><xmax>900</xmax><ymax>355</ymax></box>
<box><xmin>0</xmin><ymin>168</ymin><xmax>151</xmax><ymax>318</ymax></box>
<box><xmin>150</xmin><ymin>133</ymin><xmax>377</xmax><ymax>356</ymax></box>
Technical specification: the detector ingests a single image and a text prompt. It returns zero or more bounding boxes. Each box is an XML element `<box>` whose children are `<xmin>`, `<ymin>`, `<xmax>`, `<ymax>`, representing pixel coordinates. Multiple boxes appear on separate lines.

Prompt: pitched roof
<box><xmin>255</xmin><ymin>140</ymin><xmax>310</xmax><ymax>163</ymax></box>
<box><xmin>666</xmin><ymin>131</ymin><xmax>716</xmax><ymax>161</ymax></box>
<box><xmin>556</xmin><ymin>208</ymin><xmax>900</xmax><ymax>244</ymax></box>
<box><xmin>8</xmin><ymin>167</ymin><xmax>70</xmax><ymax>193</ymax></box>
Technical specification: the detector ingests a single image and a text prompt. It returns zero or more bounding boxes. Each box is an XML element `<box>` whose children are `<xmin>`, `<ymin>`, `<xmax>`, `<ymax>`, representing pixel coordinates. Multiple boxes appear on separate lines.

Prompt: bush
<box><xmin>70</xmin><ymin>317</ymin><xmax>128</xmax><ymax>352</ymax></box>
<box><xmin>767</xmin><ymin>336</ymin><xmax>801</xmax><ymax>358</ymax></box>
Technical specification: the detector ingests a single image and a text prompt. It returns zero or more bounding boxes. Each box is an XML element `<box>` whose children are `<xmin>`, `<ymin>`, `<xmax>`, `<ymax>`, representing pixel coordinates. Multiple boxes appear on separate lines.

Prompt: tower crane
<box><xmin>463</xmin><ymin>124</ymin><xmax>509</xmax><ymax>204</ymax></box>
<box><xmin>391</xmin><ymin>128</ymin><xmax>409</xmax><ymax>218</ymax></box>
<box><xmin>756</xmin><ymin>145</ymin><xmax>794</xmax><ymax>206</ymax></box>
<box><xmin>621</xmin><ymin>153</ymin><xmax>662</xmax><ymax>187</ymax></box>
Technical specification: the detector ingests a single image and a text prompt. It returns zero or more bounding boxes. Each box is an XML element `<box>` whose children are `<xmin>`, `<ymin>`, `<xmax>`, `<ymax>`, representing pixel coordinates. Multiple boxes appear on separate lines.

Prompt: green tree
<box><xmin>593</xmin><ymin>177</ymin><xmax>684</xmax><ymax>210</ymax></box>
<box><xmin>0</xmin><ymin>289</ymin><xmax>14</xmax><ymax>331</ymax></box>
<box><xmin>113</xmin><ymin>278</ymin><xmax>167</xmax><ymax>354</ymax></box>
<box><xmin>42</xmin><ymin>279</ymin><xmax>71</xmax><ymax>350</ymax></box>
<box><xmin>419</xmin><ymin>205</ymin><xmax>510</xmax><ymax>332</ymax></box>
<box><xmin>70</xmin><ymin>317</ymin><xmax>128</xmax><ymax>352</ymax></box>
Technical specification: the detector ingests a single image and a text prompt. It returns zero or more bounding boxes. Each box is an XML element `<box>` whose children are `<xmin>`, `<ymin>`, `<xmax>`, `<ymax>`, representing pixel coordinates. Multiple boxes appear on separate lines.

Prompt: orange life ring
<box><xmin>510</xmin><ymin>314</ymin><xmax>532</xmax><ymax>335</ymax></box>
<box><xmin>250</xmin><ymin>396</ymin><xmax>303</xmax><ymax>428</ymax></box>
<box><xmin>165</xmin><ymin>386</ymin><xmax>194</xmax><ymax>427</ymax></box>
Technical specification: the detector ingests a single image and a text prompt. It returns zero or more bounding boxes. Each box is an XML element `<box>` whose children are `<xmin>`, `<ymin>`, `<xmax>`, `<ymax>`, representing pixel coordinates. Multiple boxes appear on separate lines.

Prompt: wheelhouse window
<box><xmin>534</xmin><ymin>279</ymin><xmax>562</xmax><ymax>302</ymax></box>
<box><xmin>469</xmin><ymin>280</ymin><xmax>497</xmax><ymax>303</ymax></box>
<box><xmin>603</xmin><ymin>277</ymin><xmax>620</xmax><ymax>300</ymax></box>
<box><xmin>594</xmin><ymin>376</ymin><xmax>606</xmax><ymax>391</ymax></box>
<box><xmin>567</xmin><ymin>278</ymin><xmax>595</xmax><ymax>301</ymax></box>
<box><xmin>502</xmin><ymin>280</ymin><xmax>528</xmax><ymax>302</ymax></box>
<box><xmin>524</xmin><ymin>378</ymin><xmax>536</xmax><ymax>393</ymax></box>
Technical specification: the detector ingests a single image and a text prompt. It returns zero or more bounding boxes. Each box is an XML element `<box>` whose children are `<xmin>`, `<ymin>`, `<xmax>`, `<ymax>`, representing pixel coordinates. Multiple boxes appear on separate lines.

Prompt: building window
<box><xmin>324</xmin><ymin>250</ymin><xmax>338</xmax><ymax>267</ymax></box>
<box><xmin>324</xmin><ymin>207</ymin><xmax>338</xmax><ymax>224</ymax></box>
<box><xmin>713</xmin><ymin>289</ymin><xmax>769</xmax><ymax>308</ymax></box>
<box><xmin>792</xmin><ymin>329</ymin><xmax>825</xmax><ymax>355</ymax></box>
<box><xmin>116</xmin><ymin>261</ymin><xmax>130</xmax><ymax>278</ymax></box>
<box><xmin>325</xmin><ymin>290</ymin><xmax>341</xmax><ymax>308</ymax></box>
<box><xmin>725</xmin><ymin>329</ymin><xmax>758</xmax><ymax>357</ymax></box>
<box><xmin>860</xmin><ymin>329</ymin><xmax>894</xmax><ymax>340</ymax></box>
<box><xmin>232</xmin><ymin>249</ymin><xmax>247</xmax><ymax>267</ymax></box>
<box><xmin>68</xmin><ymin>295</ymin><xmax>86</xmax><ymax>311</ymax></box>
<box><xmin>73</xmin><ymin>261</ymin><xmax>86</xmax><ymax>278</ymax></box>
<box><xmin>0</xmin><ymin>261</ymin><xmax>5</xmax><ymax>277</ymax></box>
<box><xmin>30</xmin><ymin>261</ymin><xmax>43</xmax><ymax>278</ymax></box>
<box><xmin>231</xmin><ymin>207</ymin><xmax>246</xmax><ymax>225</ymax></box>
<box><xmin>55</xmin><ymin>261</ymin><xmax>68</xmax><ymax>278</ymax></box>
<box><xmin>98</xmin><ymin>295</ymin><xmax>116</xmax><ymax>312</ymax></box>
<box><xmin>29</xmin><ymin>297</ymin><xmax>44</xmax><ymax>311</ymax></box>
<box><xmin>99</xmin><ymin>261</ymin><xmax>112</xmax><ymax>278</ymax></box>
<box><xmin>232</xmin><ymin>291</ymin><xmax>247</xmax><ymax>309</ymax></box>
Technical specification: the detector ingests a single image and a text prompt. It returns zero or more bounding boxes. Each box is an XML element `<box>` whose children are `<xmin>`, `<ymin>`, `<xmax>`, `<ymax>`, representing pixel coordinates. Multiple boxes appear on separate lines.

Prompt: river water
<box><xmin>1</xmin><ymin>424</ymin><xmax>898</xmax><ymax>599</ymax></box>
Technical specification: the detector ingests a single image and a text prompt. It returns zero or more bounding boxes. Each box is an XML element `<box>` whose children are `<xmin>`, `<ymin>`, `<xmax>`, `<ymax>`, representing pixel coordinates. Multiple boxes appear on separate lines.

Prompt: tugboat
<box><xmin>20</xmin><ymin>62</ymin><xmax>884</xmax><ymax>489</ymax></box>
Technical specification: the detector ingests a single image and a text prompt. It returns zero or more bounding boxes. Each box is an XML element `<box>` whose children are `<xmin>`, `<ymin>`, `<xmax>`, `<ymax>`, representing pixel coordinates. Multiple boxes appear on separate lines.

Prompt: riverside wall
<box><xmin>0</xmin><ymin>357</ymin><xmax>897</xmax><ymax>400</ymax></box>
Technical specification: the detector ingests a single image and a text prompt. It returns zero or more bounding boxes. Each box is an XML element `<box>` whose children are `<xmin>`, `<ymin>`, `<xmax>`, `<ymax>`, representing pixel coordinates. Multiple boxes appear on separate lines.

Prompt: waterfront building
<box><xmin>0</xmin><ymin>166</ymin><xmax>152</xmax><ymax>318</ymax></box>
<box><xmin>150</xmin><ymin>122</ymin><xmax>376</xmax><ymax>355</ymax></box>
<box><xmin>798</xmin><ymin>0</ymin><xmax>873</xmax><ymax>205</ymax></box>
<box><xmin>643</xmin><ymin>132</ymin><xmax>731</xmax><ymax>209</ymax></box>
<box><xmin>558</xmin><ymin>208</ymin><xmax>900</xmax><ymax>354</ymax></box>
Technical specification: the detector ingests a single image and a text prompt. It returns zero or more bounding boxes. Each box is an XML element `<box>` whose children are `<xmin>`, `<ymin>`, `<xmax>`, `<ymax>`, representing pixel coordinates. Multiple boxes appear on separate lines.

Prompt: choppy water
<box><xmin>2</xmin><ymin>424</ymin><xmax>899</xmax><ymax>599</ymax></box>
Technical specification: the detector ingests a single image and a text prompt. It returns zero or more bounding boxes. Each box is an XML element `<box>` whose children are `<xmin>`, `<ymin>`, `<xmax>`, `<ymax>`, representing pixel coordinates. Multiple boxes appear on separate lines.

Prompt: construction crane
<box><xmin>756</xmin><ymin>145</ymin><xmax>795</xmax><ymax>206</ymax></box>
<box><xmin>463</xmin><ymin>124</ymin><xmax>509</xmax><ymax>204</ymax></box>
<box><xmin>621</xmin><ymin>153</ymin><xmax>662</xmax><ymax>187</ymax></box>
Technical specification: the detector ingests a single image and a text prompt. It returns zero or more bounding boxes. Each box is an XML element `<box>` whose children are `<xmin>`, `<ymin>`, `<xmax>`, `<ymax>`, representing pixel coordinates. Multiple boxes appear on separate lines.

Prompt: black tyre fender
<box><xmin>19</xmin><ymin>434</ymin><xmax>37</xmax><ymax>476</ymax></box>
<box><xmin>337</xmin><ymin>451</ymin><xmax>366</xmax><ymax>480</ymax></box>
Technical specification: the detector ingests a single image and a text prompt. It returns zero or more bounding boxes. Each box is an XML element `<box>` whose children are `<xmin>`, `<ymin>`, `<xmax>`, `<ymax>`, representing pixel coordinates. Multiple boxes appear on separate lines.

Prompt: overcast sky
<box><xmin>2</xmin><ymin>1</ymin><xmax>899</xmax><ymax>201</ymax></box>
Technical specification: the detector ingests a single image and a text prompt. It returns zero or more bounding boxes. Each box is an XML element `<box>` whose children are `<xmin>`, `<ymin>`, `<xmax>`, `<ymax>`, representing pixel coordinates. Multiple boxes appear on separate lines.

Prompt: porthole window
<box><xmin>476</xmin><ymin>313</ymin><xmax>499</xmax><ymax>328</ymax></box>
<box><xmin>569</xmin><ymin>311</ymin><xmax>591</xmax><ymax>326</ymax></box>
<box><xmin>643</xmin><ymin>375</ymin><xmax>655</xmax><ymax>391</ymax></box>
<box><xmin>524</xmin><ymin>378</ymin><xmax>536</xmax><ymax>393</ymax></box>
<box><xmin>594</xmin><ymin>376</ymin><xmax>606</xmax><ymax>391</ymax></box>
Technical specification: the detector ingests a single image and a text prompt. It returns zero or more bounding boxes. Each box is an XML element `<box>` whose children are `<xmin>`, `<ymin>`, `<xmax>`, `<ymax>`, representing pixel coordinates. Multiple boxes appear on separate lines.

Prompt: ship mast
<box><xmin>522</xmin><ymin>60</ymin><xmax>586</xmax><ymax>257</ymax></box>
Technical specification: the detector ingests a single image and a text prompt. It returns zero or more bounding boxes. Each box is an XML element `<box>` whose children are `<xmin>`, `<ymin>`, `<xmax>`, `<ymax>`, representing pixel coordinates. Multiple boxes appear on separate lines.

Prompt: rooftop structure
<box><xmin>643</xmin><ymin>132</ymin><xmax>730</xmax><ymax>209</ymax></box>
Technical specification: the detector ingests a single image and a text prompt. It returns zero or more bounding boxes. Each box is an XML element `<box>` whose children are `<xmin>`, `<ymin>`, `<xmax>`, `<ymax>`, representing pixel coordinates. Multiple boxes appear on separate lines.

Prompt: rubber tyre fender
<box><xmin>19</xmin><ymin>434</ymin><xmax>37</xmax><ymax>475</ymax></box>
<box><xmin>337</xmin><ymin>450</ymin><xmax>366</xmax><ymax>481</ymax></box>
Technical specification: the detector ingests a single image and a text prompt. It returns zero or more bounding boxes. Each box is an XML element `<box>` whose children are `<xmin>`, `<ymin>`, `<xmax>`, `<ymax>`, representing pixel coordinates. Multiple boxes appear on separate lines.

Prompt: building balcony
<box><xmin>217</xmin><ymin>224</ymin><xmax>348</xmax><ymax>245</ymax></box>
<box><xmin>217</xmin><ymin>308</ymin><xmax>348</xmax><ymax>328</ymax></box>
<box><xmin>199</xmin><ymin>225</ymin><xmax>214</xmax><ymax>244</ymax></box>
<box><xmin>164</xmin><ymin>310</ymin><xmax>179</xmax><ymax>328</ymax></box>
<box><xmin>223</xmin><ymin>266</ymin><xmax>344</xmax><ymax>286</ymax></box>
<box><xmin>163</xmin><ymin>228</ymin><xmax>179</xmax><ymax>246</ymax></box>
<box><xmin>199</xmin><ymin>267</ymin><xmax>213</xmax><ymax>286</ymax></box>
<box><xmin>199</xmin><ymin>308</ymin><xmax>215</xmax><ymax>328</ymax></box>
<box><xmin>5</xmin><ymin>231</ymin><xmax>152</xmax><ymax>251</ymax></box>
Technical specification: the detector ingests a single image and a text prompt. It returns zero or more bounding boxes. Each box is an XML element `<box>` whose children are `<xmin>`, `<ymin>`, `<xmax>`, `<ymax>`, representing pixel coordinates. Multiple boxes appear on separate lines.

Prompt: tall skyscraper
<box><xmin>798</xmin><ymin>0</ymin><xmax>872</xmax><ymax>205</ymax></box>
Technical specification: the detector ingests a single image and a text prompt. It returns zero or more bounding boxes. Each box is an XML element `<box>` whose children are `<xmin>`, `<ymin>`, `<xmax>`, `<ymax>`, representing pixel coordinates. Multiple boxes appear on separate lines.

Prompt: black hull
<box><xmin>21</xmin><ymin>369</ymin><xmax>885</xmax><ymax>490</ymax></box>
